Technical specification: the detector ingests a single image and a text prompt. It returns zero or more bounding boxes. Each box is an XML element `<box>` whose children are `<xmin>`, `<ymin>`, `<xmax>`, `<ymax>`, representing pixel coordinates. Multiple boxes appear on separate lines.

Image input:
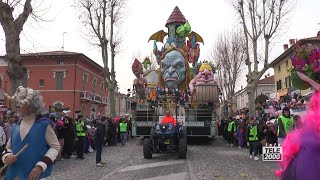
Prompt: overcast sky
<box><xmin>1</xmin><ymin>0</ymin><xmax>320</xmax><ymax>93</ymax></box>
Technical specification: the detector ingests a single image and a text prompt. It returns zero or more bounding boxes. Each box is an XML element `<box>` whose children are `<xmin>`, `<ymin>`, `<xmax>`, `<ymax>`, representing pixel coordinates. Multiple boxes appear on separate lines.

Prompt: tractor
<box><xmin>143</xmin><ymin>122</ymin><xmax>187</xmax><ymax>159</ymax></box>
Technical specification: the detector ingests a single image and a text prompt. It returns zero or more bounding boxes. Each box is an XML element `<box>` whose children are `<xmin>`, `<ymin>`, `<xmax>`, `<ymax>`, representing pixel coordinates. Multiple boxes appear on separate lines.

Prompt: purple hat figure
<box><xmin>275</xmin><ymin>44</ymin><xmax>320</xmax><ymax>179</ymax></box>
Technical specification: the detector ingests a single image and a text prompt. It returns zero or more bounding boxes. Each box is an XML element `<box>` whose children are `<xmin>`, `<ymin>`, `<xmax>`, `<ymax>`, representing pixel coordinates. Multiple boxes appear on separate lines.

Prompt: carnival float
<box><xmin>130</xmin><ymin>6</ymin><xmax>220</xmax><ymax>140</ymax></box>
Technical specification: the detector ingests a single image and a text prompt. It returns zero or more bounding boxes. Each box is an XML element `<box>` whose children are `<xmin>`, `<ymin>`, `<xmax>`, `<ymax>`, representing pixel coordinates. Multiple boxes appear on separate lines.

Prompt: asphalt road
<box><xmin>49</xmin><ymin>137</ymin><xmax>278</xmax><ymax>180</ymax></box>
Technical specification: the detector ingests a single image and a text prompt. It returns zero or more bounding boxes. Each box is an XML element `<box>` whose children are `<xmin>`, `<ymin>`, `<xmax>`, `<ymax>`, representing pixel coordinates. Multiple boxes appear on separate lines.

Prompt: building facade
<box><xmin>235</xmin><ymin>75</ymin><xmax>275</xmax><ymax>110</ymax></box>
<box><xmin>104</xmin><ymin>88</ymin><xmax>129</xmax><ymax>117</ymax></box>
<box><xmin>269</xmin><ymin>33</ymin><xmax>320</xmax><ymax>100</ymax></box>
<box><xmin>0</xmin><ymin>51</ymin><xmax>108</xmax><ymax>119</ymax></box>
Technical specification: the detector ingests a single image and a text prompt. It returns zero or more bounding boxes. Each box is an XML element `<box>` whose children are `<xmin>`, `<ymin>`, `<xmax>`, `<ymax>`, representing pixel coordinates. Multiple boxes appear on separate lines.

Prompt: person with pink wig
<box><xmin>275</xmin><ymin>44</ymin><xmax>320</xmax><ymax>179</ymax></box>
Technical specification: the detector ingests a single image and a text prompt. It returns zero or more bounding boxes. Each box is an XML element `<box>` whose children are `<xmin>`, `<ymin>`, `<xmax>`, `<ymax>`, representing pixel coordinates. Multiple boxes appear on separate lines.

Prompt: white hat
<box><xmin>62</xmin><ymin>110</ymin><xmax>71</xmax><ymax>114</ymax></box>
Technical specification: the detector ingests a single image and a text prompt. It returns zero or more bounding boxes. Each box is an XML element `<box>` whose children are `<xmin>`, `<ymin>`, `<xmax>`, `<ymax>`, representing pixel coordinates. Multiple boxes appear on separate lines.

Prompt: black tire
<box><xmin>178</xmin><ymin>128</ymin><xmax>187</xmax><ymax>159</ymax></box>
<box><xmin>143</xmin><ymin>138</ymin><xmax>153</xmax><ymax>159</ymax></box>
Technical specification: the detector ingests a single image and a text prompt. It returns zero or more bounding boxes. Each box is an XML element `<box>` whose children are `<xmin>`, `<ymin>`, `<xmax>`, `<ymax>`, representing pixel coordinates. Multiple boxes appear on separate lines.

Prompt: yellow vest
<box><xmin>76</xmin><ymin>122</ymin><xmax>85</xmax><ymax>137</ymax></box>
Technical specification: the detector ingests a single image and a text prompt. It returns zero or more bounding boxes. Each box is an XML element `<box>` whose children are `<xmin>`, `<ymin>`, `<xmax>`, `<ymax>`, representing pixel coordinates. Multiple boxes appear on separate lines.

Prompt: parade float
<box><xmin>130</xmin><ymin>6</ymin><xmax>220</xmax><ymax>140</ymax></box>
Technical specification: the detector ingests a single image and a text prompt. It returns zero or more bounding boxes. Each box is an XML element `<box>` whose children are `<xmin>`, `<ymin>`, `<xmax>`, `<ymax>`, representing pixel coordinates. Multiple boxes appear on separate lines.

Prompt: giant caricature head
<box><xmin>196</xmin><ymin>63</ymin><xmax>215</xmax><ymax>84</ymax></box>
<box><xmin>160</xmin><ymin>50</ymin><xmax>186</xmax><ymax>88</ymax></box>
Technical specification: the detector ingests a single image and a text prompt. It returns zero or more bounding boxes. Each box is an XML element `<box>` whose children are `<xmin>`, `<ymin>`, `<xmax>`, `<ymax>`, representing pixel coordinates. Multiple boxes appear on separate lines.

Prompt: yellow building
<box><xmin>269</xmin><ymin>33</ymin><xmax>320</xmax><ymax>100</ymax></box>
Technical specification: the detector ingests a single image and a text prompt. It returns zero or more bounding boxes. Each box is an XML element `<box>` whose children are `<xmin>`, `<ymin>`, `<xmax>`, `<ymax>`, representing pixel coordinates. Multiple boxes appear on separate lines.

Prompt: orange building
<box><xmin>0</xmin><ymin>51</ymin><xmax>108</xmax><ymax>119</ymax></box>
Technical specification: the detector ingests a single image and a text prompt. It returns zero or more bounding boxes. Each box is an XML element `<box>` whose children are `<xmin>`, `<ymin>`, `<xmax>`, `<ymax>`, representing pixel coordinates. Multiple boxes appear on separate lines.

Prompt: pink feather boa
<box><xmin>275</xmin><ymin>90</ymin><xmax>320</xmax><ymax>176</ymax></box>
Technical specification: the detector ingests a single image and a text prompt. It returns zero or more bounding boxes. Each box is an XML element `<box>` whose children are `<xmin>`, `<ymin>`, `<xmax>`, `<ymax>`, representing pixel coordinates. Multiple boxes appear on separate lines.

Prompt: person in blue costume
<box><xmin>2</xmin><ymin>86</ymin><xmax>61</xmax><ymax>180</ymax></box>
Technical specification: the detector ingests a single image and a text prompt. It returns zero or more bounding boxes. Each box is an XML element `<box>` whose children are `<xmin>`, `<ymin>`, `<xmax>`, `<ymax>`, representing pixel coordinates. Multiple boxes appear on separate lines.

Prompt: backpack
<box><xmin>0</xmin><ymin>126</ymin><xmax>6</xmax><ymax>147</ymax></box>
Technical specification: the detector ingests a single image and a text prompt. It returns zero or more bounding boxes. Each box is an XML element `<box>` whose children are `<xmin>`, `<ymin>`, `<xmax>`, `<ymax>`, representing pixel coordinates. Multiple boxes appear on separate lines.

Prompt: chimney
<box><xmin>241</xmin><ymin>85</ymin><xmax>243</xmax><ymax>89</ymax></box>
<box><xmin>268</xmin><ymin>73</ymin><xmax>270</xmax><ymax>77</ymax></box>
<box><xmin>289</xmin><ymin>39</ymin><xmax>295</xmax><ymax>47</ymax></box>
<box><xmin>283</xmin><ymin>44</ymin><xmax>289</xmax><ymax>51</ymax></box>
<box><xmin>265</xmin><ymin>75</ymin><xmax>267</xmax><ymax>79</ymax></box>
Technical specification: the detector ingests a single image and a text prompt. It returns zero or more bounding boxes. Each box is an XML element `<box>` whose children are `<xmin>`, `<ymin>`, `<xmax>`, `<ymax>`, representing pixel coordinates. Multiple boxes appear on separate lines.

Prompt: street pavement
<box><xmin>50</xmin><ymin>137</ymin><xmax>278</xmax><ymax>180</ymax></box>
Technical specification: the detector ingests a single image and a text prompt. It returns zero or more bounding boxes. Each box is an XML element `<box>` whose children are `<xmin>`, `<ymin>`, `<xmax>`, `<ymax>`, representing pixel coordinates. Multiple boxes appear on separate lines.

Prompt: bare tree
<box><xmin>132</xmin><ymin>51</ymin><xmax>143</xmax><ymax>61</ymax></box>
<box><xmin>0</xmin><ymin>0</ymin><xmax>32</xmax><ymax>95</ymax></box>
<box><xmin>216</xmin><ymin>66</ymin><xmax>226</xmax><ymax>102</ymax></box>
<box><xmin>232</xmin><ymin>0</ymin><xmax>293</xmax><ymax>117</ymax></box>
<box><xmin>212</xmin><ymin>31</ymin><xmax>246</xmax><ymax>116</ymax></box>
<box><xmin>76</xmin><ymin>0</ymin><xmax>126</xmax><ymax>117</ymax></box>
<box><xmin>149</xmin><ymin>52</ymin><xmax>158</xmax><ymax>71</ymax></box>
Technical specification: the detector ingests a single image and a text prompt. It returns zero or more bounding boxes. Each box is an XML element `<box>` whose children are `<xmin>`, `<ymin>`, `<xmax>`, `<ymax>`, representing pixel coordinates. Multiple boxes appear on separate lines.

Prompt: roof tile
<box><xmin>165</xmin><ymin>6</ymin><xmax>186</xmax><ymax>27</ymax></box>
<box><xmin>258</xmin><ymin>75</ymin><xmax>275</xmax><ymax>84</ymax></box>
<box><xmin>21</xmin><ymin>51</ymin><xmax>81</xmax><ymax>56</ymax></box>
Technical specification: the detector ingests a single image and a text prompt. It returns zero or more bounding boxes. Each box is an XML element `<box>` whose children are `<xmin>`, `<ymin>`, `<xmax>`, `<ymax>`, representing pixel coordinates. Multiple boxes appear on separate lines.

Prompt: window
<box><xmin>285</xmin><ymin>60</ymin><xmax>289</xmax><ymax>67</ymax></box>
<box><xmin>57</xmin><ymin>60</ymin><xmax>64</xmax><ymax>65</ymax></box>
<box><xmin>90</xmin><ymin>105</ymin><xmax>96</xmax><ymax>120</ymax></box>
<box><xmin>39</xmin><ymin>79</ymin><xmax>45</xmax><ymax>87</ymax></box>
<box><xmin>92</xmin><ymin>78</ymin><xmax>97</xmax><ymax>95</ymax></box>
<box><xmin>285</xmin><ymin>76</ymin><xmax>291</xmax><ymax>88</ymax></box>
<box><xmin>0</xmin><ymin>77</ymin><xmax>2</xmax><ymax>88</ymax></box>
<box><xmin>276</xmin><ymin>80</ymin><xmax>282</xmax><ymax>90</ymax></box>
<box><xmin>82</xmin><ymin>74</ymin><xmax>88</xmax><ymax>91</ymax></box>
<box><xmin>278</xmin><ymin>65</ymin><xmax>281</xmax><ymax>72</ymax></box>
<box><xmin>100</xmin><ymin>82</ymin><xmax>104</xmax><ymax>97</ymax></box>
<box><xmin>81</xmin><ymin>104</ymin><xmax>86</xmax><ymax>117</ymax></box>
<box><xmin>55</xmin><ymin>72</ymin><xmax>64</xmax><ymax>90</ymax></box>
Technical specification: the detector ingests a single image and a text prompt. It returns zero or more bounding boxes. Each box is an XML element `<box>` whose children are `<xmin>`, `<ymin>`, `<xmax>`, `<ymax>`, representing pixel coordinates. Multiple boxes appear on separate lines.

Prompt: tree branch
<box><xmin>14</xmin><ymin>0</ymin><xmax>32</xmax><ymax>33</ymax></box>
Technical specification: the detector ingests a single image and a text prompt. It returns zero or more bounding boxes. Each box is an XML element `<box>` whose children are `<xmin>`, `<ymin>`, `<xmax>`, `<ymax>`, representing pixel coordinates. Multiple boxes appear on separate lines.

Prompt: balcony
<box><xmin>80</xmin><ymin>91</ymin><xmax>92</xmax><ymax>101</ymax></box>
<box><xmin>92</xmin><ymin>95</ymin><xmax>102</xmax><ymax>104</ymax></box>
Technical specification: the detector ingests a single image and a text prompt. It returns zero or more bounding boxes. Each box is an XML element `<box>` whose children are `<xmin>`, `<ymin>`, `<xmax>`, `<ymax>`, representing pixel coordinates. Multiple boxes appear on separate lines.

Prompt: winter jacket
<box><xmin>95</xmin><ymin>122</ymin><xmax>106</xmax><ymax>143</ymax></box>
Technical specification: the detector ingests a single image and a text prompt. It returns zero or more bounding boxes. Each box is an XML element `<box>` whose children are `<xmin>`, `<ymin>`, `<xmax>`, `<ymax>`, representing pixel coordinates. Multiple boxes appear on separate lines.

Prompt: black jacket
<box><xmin>95</xmin><ymin>122</ymin><xmax>106</xmax><ymax>143</ymax></box>
<box><xmin>108</xmin><ymin>122</ymin><xmax>116</xmax><ymax>136</ymax></box>
<box><xmin>265</xmin><ymin>128</ymin><xmax>277</xmax><ymax>144</ymax></box>
<box><xmin>57</xmin><ymin>125</ymin><xmax>67</xmax><ymax>139</ymax></box>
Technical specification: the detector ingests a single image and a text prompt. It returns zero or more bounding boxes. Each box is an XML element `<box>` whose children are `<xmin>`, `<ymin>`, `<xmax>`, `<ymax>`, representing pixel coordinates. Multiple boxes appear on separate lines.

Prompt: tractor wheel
<box><xmin>178</xmin><ymin>129</ymin><xmax>187</xmax><ymax>159</ymax></box>
<box><xmin>143</xmin><ymin>138</ymin><xmax>153</xmax><ymax>159</ymax></box>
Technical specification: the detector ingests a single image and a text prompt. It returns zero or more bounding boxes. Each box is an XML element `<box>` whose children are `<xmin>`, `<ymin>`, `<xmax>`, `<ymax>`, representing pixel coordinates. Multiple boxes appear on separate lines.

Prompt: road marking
<box><xmin>99</xmin><ymin>160</ymin><xmax>132</xmax><ymax>180</ymax></box>
<box><xmin>142</xmin><ymin>172</ymin><xmax>188</xmax><ymax>180</ymax></box>
<box><xmin>118</xmin><ymin>160</ymin><xmax>185</xmax><ymax>172</ymax></box>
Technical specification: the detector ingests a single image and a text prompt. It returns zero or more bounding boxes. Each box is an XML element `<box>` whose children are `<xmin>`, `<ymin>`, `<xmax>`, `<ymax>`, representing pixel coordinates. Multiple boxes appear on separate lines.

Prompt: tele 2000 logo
<box><xmin>262</xmin><ymin>145</ymin><xmax>283</xmax><ymax>161</ymax></box>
